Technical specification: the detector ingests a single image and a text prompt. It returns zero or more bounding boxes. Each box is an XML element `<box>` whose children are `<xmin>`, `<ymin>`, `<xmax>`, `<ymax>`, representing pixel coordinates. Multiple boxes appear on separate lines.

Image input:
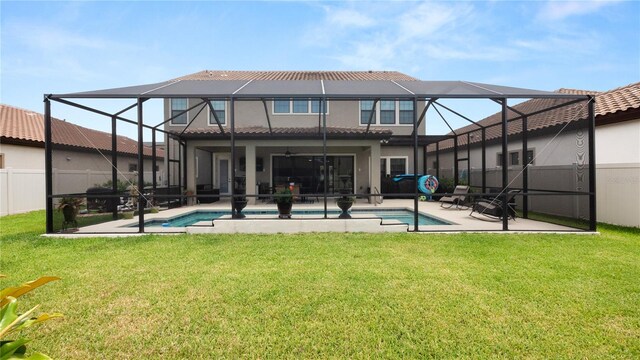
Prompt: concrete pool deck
<box><xmin>54</xmin><ymin>199</ymin><xmax>589</xmax><ymax>235</ymax></box>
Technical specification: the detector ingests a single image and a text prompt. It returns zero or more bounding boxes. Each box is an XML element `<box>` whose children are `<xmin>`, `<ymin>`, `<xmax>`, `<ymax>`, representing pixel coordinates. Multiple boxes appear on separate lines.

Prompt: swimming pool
<box><xmin>139</xmin><ymin>208</ymin><xmax>451</xmax><ymax>227</ymax></box>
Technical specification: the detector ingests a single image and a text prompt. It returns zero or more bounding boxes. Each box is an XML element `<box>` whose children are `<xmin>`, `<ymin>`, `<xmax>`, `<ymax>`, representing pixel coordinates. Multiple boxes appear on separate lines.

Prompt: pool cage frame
<box><xmin>44</xmin><ymin>80</ymin><xmax>595</xmax><ymax>233</ymax></box>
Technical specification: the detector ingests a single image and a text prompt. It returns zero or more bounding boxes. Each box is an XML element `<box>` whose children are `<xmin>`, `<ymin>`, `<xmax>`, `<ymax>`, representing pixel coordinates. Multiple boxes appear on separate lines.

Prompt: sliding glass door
<box><xmin>272</xmin><ymin>155</ymin><xmax>354</xmax><ymax>194</ymax></box>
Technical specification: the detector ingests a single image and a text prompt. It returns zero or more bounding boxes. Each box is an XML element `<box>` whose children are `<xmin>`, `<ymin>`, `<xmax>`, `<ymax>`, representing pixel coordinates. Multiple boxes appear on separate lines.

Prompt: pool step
<box><xmin>188</xmin><ymin>216</ymin><xmax>408</xmax><ymax>234</ymax></box>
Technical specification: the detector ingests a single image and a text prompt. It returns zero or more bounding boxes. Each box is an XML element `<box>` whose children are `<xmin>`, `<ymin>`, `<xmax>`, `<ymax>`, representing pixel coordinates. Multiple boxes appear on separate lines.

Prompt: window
<box><xmin>273</xmin><ymin>99</ymin><xmax>324</xmax><ymax>114</ymax></box>
<box><xmin>380</xmin><ymin>101</ymin><xmax>396</xmax><ymax>124</ymax></box>
<box><xmin>390</xmin><ymin>158</ymin><xmax>406</xmax><ymax>176</ymax></box>
<box><xmin>293</xmin><ymin>100</ymin><xmax>309</xmax><ymax>113</ymax></box>
<box><xmin>129</xmin><ymin>163</ymin><xmax>138</xmax><ymax>172</ymax></box>
<box><xmin>170</xmin><ymin>99</ymin><xmax>188</xmax><ymax>125</ymax></box>
<box><xmin>526</xmin><ymin>149</ymin><xmax>535</xmax><ymax>165</ymax></box>
<box><xmin>310</xmin><ymin>100</ymin><xmax>321</xmax><ymax>113</ymax></box>
<box><xmin>497</xmin><ymin>150</ymin><xmax>531</xmax><ymax>167</ymax></box>
<box><xmin>208</xmin><ymin>100</ymin><xmax>226</xmax><ymax>125</ymax></box>
<box><xmin>274</xmin><ymin>99</ymin><xmax>290</xmax><ymax>113</ymax></box>
<box><xmin>360</xmin><ymin>100</ymin><xmax>415</xmax><ymax>125</ymax></box>
<box><xmin>510</xmin><ymin>152</ymin><xmax>519</xmax><ymax>166</ymax></box>
<box><xmin>399</xmin><ymin>101</ymin><xmax>414</xmax><ymax>124</ymax></box>
<box><xmin>361</xmin><ymin>100</ymin><xmax>376</xmax><ymax>125</ymax></box>
<box><xmin>381</xmin><ymin>157</ymin><xmax>408</xmax><ymax>177</ymax></box>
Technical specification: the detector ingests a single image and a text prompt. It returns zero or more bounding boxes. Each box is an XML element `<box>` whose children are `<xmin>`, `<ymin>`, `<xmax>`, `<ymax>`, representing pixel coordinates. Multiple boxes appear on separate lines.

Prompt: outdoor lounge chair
<box><xmin>469</xmin><ymin>190</ymin><xmax>520</xmax><ymax>221</ymax></box>
<box><xmin>439</xmin><ymin>185</ymin><xmax>470</xmax><ymax>209</ymax></box>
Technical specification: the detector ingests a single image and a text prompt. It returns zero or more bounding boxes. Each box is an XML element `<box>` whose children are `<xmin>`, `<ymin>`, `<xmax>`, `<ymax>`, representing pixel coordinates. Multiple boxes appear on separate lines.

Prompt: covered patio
<box><xmin>44</xmin><ymin>76</ymin><xmax>595</xmax><ymax>234</ymax></box>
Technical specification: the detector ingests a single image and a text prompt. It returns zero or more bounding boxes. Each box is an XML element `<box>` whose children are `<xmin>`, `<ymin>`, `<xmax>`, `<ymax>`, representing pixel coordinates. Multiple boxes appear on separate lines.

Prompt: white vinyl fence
<box><xmin>596</xmin><ymin>164</ymin><xmax>640</xmax><ymax>228</ymax></box>
<box><xmin>1</xmin><ymin>169</ymin><xmax>163</xmax><ymax>216</ymax></box>
<box><xmin>0</xmin><ymin>169</ymin><xmax>45</xmax><ymax>216</ymax></box>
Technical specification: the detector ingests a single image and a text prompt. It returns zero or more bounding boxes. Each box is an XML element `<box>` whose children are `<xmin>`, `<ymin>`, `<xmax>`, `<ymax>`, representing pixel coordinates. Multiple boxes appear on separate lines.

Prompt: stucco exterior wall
<box><xmin>0</xmin><ymin>143</ymin><xmax>44</xmax><ymax>169</ymax></box>
<box><xmin>596</xmin><ymin>119</ymin><xmax>640</xmax><ymax>164</ymax></box>
<box><xmin>595</xmin><ymin>118</ymin><xmax>640</xmax><ymax>227</ymax></box>
<box><xmin>164</xmin><ymin>99</ymin><xmax>427</xmax><ymax>135</ymax></box>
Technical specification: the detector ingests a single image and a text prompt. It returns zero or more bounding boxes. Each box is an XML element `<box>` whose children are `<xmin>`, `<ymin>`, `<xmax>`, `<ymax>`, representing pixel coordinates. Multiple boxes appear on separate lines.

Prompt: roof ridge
<box><xmin>0</xmin><ymin>103</ymin><xmax>44</xmax><ymax>115</ymax></box>
<box><xmin>555</xmin><ymin>88</ymin><xmax>601</xmax><ymax>95</ymax></box>
<box><xmin>172</xmin><ymin>70</ymin><xmax>418</xmax><ymax>81</ymax></box>
<box><xmin>596</xmin><ymin>81</ymin><xmax>640</xmax><ymax>96</ymax></box>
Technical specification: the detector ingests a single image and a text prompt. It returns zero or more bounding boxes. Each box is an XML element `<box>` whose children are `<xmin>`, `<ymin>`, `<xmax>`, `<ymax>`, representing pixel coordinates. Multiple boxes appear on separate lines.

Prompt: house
<box><xmin>43</xmin><ymin>70</ymin><xmax>592</xmax><ymax>233</ymax></box>
<box><xmin>427</xmin><ymin>82</ymin><xmax>639</xmax><ymax>228</ymax></box>
<box><xmin>0</xmin><ymin>104</ymin><xmax>164</xmax><ymax>215</ymax></box>
<box><xmin>162</xmin><ymin>71</ymin><xmax>431</xmax><ymax>205</ymax></box>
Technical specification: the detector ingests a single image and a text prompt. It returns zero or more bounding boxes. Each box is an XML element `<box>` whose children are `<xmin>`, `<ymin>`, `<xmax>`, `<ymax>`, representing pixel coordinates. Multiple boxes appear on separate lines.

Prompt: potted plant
<box><xmin>57</xmin><ymin>197</ymin><xmax>83</xmax><ymax>230</ymax></box>
<box><xmin>336</xmin><ymin>195</ymin><xmax>355</xmax><ymax>219</ymax></box>
<box><xmin>232</xmin><ymin>193</ymin><xmax>247</xmax><ymax>219</ymax></box>
<box><xmin>274</xmin><ymin>188</ymin><xmax>293</xmax><ymax>219</ymax></box>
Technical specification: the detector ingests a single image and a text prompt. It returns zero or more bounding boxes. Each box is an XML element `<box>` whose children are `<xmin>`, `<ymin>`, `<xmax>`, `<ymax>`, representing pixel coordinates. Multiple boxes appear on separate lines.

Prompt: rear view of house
<box><xmin>162</xmin><ymin>71</ymin><xmax>428</xmax><ymax>205</ymax></box>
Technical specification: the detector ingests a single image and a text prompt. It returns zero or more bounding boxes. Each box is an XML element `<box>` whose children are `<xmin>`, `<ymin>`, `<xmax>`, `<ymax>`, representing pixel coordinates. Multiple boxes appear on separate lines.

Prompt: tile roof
<box><xmin>179</xmin><ymin>126</ymin><xmax>392</xmax><ymax>138</ymax></box>
<box><xmin>0</xmin><ymin>104</ymin><xmax>162</xmax><ymax>157</ymax></box>
<box><xmin>174</xmin><ymin>70</ymin><xmax>418</xmax><ymax>81</ymax></box>
<box><xmin>593</xmin><ymin>82</ymin><xmax>640</xmax><ymax>117</ymax></box>
<box><xmin>430</xmin><ymin>82</ymin><xmax>640</xmax><ymax>150</ymax></box>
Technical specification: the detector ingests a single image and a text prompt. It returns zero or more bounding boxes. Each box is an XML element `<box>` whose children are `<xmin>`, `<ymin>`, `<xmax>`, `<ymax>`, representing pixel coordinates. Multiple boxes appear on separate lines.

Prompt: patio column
<box><xmin>185</xmin><ymin>142</ymin><xmax>197</xmax><ymax>200</ymax></box>
<box><xmin>245</xmin><ymin>143</ymin><xmax>257</xmax><ymax>205</ymax></box>
<box><xmin>370</xmin><ymin>142</ymin><xmax>381</xmax><ymax>204</ymax></box>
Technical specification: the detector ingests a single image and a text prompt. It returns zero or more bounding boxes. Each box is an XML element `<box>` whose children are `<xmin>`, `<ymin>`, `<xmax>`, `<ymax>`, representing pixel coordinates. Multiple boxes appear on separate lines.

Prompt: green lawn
<box><xmin>1</xmin><ymin>211</ymin><xmax>639</xmax><ymax>358</ymax></box>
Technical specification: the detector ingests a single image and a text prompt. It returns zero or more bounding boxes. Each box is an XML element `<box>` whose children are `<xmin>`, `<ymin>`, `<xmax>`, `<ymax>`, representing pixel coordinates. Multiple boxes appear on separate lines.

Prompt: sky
<box><xmin>1</xmin><ymin>0</ymin><xmax>639</xmax><ymax>138</ymax></box>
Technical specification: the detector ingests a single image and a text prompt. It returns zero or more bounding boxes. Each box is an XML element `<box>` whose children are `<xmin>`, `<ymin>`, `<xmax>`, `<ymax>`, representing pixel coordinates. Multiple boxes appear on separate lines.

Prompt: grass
<box><xmin>1</xmin><ymin>211</ymin><xmax>639</xmax><ymax>358</ymax></box>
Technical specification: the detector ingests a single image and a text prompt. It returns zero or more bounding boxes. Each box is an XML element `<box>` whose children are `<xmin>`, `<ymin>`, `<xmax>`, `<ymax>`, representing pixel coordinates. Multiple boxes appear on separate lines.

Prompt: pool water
<box><xmin>139</xmin><ymin>209</ymin><xmax>450</xmax><ymax>227</ymax></box>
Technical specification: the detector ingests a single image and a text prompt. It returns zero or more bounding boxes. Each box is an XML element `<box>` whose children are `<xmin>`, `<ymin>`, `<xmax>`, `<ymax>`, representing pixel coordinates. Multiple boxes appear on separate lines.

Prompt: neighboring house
<box><xmin>427</xmin><ymin>82</ymin><xmax>640</xmax><ymax>228</ymax></box>
<box><xmin>0</xmin><ymin>104</ymin><xmax>164</xmax><ymax>215</ymax></box>
<box><xmin>162</xmin><ymin>71</ymin><xmax>429</xmax><ymax>204</ymax></box>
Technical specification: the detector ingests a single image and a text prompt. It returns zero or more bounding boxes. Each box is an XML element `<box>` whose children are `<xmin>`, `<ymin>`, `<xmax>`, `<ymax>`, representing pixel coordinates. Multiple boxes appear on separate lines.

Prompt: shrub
<box><xmin>0</xmin><ymin>276</ymin><xmax>62</xmax><ymax>359</ymax></box>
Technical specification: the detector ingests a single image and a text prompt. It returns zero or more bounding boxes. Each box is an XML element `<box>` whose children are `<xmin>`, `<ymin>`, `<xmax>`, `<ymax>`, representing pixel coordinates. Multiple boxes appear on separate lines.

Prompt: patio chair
<box><xmin>469</xmin><ymin>190</ymin><xmax>520</xmax><ymax>221</ymax></box>
<box><xmin>439</xmin><ymin>185</ymin><xmax>470</xmax><ymax>209</ymax></box>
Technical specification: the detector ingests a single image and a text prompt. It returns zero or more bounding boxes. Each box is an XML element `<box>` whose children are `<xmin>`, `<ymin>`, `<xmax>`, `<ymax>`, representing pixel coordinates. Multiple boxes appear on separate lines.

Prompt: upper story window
<box><xmin>274</xmin><ymin>99</ymin><xmax>325</xmax><ymax>114</ymax></box>
<box><xmin>360</xmin><ymin>100</ymin><xmax>376</xmax><ymax>125</ymax></box>
<box><xmin>380</xmin><ymin>101</ymin><xmax>396</xmax><ymax>124</ymax></box>
<box><xmin>360</xmin><ymin>100</ymin><xmax>414</xmax><ymax>126</ymax></box>
<box><xmin>293</xmin><ymin>100</ymin><xmax>308</xmax><ymax>113</ymax></box>
<box><xmin>274</xmin><ymin>99</ymin><xmax>290</xmax><ymax>113</ymax></box>
<box><xmin>399</xmin><ymin>101</ymin><xmax>414</xmax><ymax>124</ymax></box>
<box><xmin>208</xmin><ymin>100</ymin><xmax>226</xmax><ymax>125</ymax></box>
<box><xmin>170</xmin><ymin>99</ymin><xmax>188</xmax><ymax>125</ymax></box>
